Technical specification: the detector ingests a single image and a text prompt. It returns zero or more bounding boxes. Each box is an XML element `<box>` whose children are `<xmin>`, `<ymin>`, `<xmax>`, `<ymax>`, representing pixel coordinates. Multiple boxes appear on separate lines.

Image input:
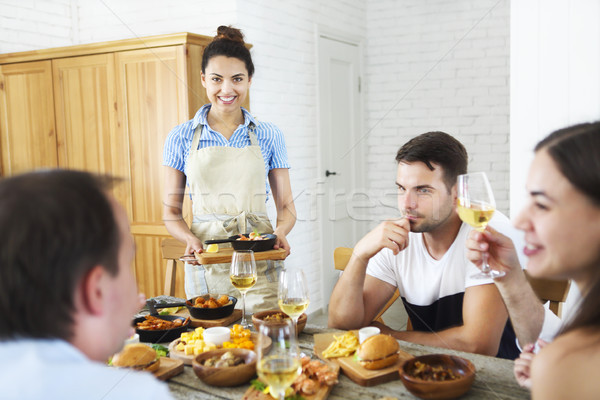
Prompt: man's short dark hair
<box><xmin>0</xmin><ymin>170</ymin><xmax>121</xmax><ymax>340</ymax></box>
<box><xmin>395</xmin><ymin>131</ymin><xmax>468</xmax><ymax>191</ymax></box>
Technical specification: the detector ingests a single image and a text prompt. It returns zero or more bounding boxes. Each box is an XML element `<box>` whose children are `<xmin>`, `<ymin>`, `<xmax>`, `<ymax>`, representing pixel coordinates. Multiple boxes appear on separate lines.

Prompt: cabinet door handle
<box><xmin>325</xmin><ymin>170</ymin><xmax>337</xmax><ymax>177</ymax></box>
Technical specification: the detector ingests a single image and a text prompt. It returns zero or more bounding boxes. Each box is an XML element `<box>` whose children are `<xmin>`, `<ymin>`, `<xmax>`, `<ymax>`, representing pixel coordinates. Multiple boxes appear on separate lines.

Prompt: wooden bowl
<box><xmin>252</xmin><ymin>309</ymin><xmax>307</xmax><ymax>335</ymax></box>
<box><xmin>192</xmin><ymin>348</ymin><xmax>257</xmax><ymax>387</ymax></box>
<box><xmin>399</xmin><ymin>354</ymin><xmax>475</xmax><ymax>399</ymax></box>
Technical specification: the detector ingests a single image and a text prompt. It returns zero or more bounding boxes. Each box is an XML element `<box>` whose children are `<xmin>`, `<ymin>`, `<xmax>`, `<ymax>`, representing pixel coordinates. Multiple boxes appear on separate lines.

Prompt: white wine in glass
<box><xmin>257</xmin><ymin>320</ymin><xmax>301</xmax><ymax>400</ymax></box>
<box><xmin>230</xmin><ymin>250</ymin><xmax>257</xmax><ymax>328</ymax></box>
<box><xmin>457</xmin><ymin>172</ymin><xmax>505</xmax><ymax>279</ymax></box>
<box><xmin>278</xmin><ymin>269</ymin><xmax>309</xmax><ymax>335</ymax></box>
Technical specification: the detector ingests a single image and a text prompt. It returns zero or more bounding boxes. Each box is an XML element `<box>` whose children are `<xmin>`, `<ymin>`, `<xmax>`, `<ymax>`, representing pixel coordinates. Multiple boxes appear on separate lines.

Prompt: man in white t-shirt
<box><xmin>329</xmin><ymin>131</ymin><xmax>521</xmax><ymax>359</ymax></box>
<box><xmin>0</xmin><ymin>170</ymin><xmax>173</xmax><ymax>400</ymax></box>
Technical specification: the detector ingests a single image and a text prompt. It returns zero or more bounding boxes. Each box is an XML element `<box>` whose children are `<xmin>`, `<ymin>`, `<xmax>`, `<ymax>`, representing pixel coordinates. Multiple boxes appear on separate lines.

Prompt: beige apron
<box><xmin>184</xmin><ymin>122</ymin><xmax>280</xmax><ymax>311</ymax></box>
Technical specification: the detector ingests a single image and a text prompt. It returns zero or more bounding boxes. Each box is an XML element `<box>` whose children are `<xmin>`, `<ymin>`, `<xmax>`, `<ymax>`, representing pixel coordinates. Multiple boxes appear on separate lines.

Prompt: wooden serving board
<box><xmin>154</xmin><ymin>357</ymin><xmax>184</xmax><ymax>380</ymax></box>
<box><xmin>313</xmin><ymin>332</ymin><xmax>413</xmax><ymax>387</ymax></box>
<box><xmin>175</xmin><ymin>308</ymin><xmax>242</xmax><ymax>328</ymax></box>
<box><xmin>241</xmin><ymin>362</ymin><xmax>340</xmax><ymax>400</ymax></box>
<box><xmin>168</xmin><ymin>332</ymin><xmax>269</xmax><ymax>365</ymax></box>
<box><xmin>195</xmin><ymin>248</ymin><xmax>286</xmax><ymax>264</ymax></box>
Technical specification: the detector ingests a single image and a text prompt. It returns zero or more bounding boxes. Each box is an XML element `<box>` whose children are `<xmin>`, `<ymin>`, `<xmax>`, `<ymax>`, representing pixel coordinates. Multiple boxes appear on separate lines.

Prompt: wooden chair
<box><xmin>161</xmin><ymin>238</ymin><xmax>187</xmax><ymax>296</ymax></box>
<box><xmin>333</xmin><ymin>247</ymin><xmax>405</xmax><ymax>327</ymax></box>
<box><xmin>524</xmin><ymin>270</ymin><xmax>571</xmax><ymax>318</ymax></box>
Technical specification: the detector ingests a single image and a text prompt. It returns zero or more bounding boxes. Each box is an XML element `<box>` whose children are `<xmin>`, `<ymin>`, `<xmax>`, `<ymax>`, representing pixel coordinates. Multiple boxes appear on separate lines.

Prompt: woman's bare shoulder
<box><xmin>531</xmin><ymin>329</ymin><xmax>600</xmax><ymax>399</ymax></box>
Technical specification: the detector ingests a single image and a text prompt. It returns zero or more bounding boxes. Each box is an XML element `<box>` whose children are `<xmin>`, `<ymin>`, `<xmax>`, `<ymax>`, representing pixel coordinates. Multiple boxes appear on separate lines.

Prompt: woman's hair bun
<box><xmin>215</xmin><ymin>25</ymin><xmax>245</xmax><ymax>44</ymax></box>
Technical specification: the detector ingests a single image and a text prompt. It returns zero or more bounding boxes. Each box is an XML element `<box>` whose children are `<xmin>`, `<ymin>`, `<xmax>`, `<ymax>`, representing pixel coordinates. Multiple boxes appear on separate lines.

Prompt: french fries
<box><xmin>322</xmin><ymin>331</ymin><xmax>359</xmax><ymax>358</ymax></box>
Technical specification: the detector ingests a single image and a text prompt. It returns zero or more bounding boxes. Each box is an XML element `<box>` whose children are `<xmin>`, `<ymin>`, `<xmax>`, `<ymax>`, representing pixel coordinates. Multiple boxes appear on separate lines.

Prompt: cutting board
<box><xmin>175</xmin><ymin>308</ymin><xmax>242</xmax><ymax>328</ymax></box>
<box><xmin>242</xmin><ymin>362</ymin><xmax>340</xmax><ymax>400</ymax></box>
<box><xmin>313</xmin><ymin>332</ymin><xmax>413</xmax><ymax>387</ymax></box>
<box><xmin>154</xmin><ymin>357</ymin><xmax>184</xmax><ymax>380</ymax></box>
<box><xmin>195</xmin><ymin>248</ymin><xmax>286</xmax><ymax>264</ymax></box>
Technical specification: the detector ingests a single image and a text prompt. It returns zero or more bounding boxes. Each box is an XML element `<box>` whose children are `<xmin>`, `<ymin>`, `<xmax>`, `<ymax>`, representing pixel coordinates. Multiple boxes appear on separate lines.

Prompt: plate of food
<box><xmin>134</xmin><ymin>315</ymin><xmax>190</xmax><ymax>343</ymax></box>
<box><xmin>169</xmin><ymin>324</ymin><xmax>270</xmax><ymax>365</ymax></box>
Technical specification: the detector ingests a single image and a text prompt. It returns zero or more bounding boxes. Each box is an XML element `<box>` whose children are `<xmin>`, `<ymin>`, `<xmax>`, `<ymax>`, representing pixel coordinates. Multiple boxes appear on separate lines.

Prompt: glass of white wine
<box><xmin>457</xmin><ymin>172</ymin><xmax>505</xmax><ymax>279</ymax></box>
<box><xmin>278</xmin><ymin>269</ymin><xmax>309</xmax><ymax>337</ymax></box>
<box><xmin>256</xmin><ymin>319</ymin><xmax>301</xmax><ymax>400</ymax></box>
<box><xmin>230</xmin><ymin>250</ymin><xmax>257</xmax><ymax>328</ymax></box>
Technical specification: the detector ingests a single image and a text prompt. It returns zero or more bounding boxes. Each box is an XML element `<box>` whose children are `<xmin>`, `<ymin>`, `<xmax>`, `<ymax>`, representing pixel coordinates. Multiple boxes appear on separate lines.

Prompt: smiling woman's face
<box><xmin>201</xmin><ymin>55</ymin><xmax>251</xmax><ymax>114</ymax></box>
<box><xmin>514</xmin><ymin>149</ymin><xmax>600</xmax><ymax>286</ymax></box>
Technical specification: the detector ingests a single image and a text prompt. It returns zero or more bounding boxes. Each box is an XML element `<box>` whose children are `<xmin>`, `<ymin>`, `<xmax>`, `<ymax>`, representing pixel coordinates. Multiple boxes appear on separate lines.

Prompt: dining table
<box><xmin>163</xmin><ymin>322</ymin><xmax>530</xmax><ymax>400</ymax></box>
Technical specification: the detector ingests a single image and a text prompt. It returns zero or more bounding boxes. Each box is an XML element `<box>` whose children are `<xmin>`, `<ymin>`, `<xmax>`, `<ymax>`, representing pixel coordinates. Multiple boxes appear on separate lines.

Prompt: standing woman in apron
<box><xmin>162</xmin><ymin>26</ymin><xmax>296</xmax><ymax>311</ymax></box>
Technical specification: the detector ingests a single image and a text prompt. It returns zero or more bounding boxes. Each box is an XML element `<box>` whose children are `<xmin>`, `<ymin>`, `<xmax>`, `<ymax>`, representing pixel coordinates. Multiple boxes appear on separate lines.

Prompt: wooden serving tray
<box><xmin>313</xmin><ymin>332</ymin><xmax>413</xmax><ymax>387</ymax></box>
<box><xmin>195</xmin><ymin>248</ymin><xmax>286</xmax><ymax>264</ymax></box>
<box><xmin>154</xmin><ymin>357</ymin><xmax>184</xmax><ymax>380</ymax></box>
<box><xmin>175</xmin><ymin>308</ymin><xmax>242</xmax><ymax>328</ymax></box>
<box><xmin>242</xmin><ymin>362</ymin><xmax>340</xmax><ymax>400</ymax></box>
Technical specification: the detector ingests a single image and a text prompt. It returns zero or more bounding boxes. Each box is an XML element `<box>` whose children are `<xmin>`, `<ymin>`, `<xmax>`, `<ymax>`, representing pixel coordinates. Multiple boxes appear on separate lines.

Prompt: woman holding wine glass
<box><xmin>465</xmin><ymin>122</ymin><xmax>600</xmax><ymax>399</ymax></box>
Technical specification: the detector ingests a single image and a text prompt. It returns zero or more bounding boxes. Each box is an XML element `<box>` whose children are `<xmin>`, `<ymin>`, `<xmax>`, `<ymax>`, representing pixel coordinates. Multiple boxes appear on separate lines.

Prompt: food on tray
<box><xmin>174</xmin><ymin>324</ymin><xmax>253</xmax><ymax>357</ymax></box>
<box><xmin>356</xmin><ymin>334</ymin><xmax>399</xmax><ymax>370</ymax></box>
<box><xmin>176</xmin><ymin>327</ymin><xmax>217</xmax><ymax>356</ymax></box>
<box><xmin>136</xmin><ymin>315</ymin><xmax>189</xmax><ymax>330</ymax></box>
<box><xmin>254</xmin><ymin>357</ymin><xmax>338</xmax><ymax>398</ymax></box>
<box><xmin>408</xmin><ymin>361</ymin><xmax>461</xmax><ymax>381</ymax></box>
<box><xmin>322</xmin><ymin>330</ymin><xmax>359</xmax><ymax>358</ymax></box>
<box><xmin>222</xmin><ymin>324</ymin><xmax>254</xmax><ymax>350</ymax></box>
<box><xmin>112</xmin><ymin>343</ymin><xmax>160</xmax><ymax>372</ymax></box>
<box><xmin>262</xmin><ymin>311</ymin><xmax>290</xmax><ymax>322</ymax></box>
<box><xmin>191</xmin><ymin>295</ymin><xmax>232</xmax><ymax>308</ymax></box>
<box><xmin>200</xmin><ymin>350</ymin><xmax>245</xmax><ymax>368</ymax></box>
<box><xmin>205</xmin><ymin>243</ymin><xmax>219</xmax><ymax>253</ymax></box>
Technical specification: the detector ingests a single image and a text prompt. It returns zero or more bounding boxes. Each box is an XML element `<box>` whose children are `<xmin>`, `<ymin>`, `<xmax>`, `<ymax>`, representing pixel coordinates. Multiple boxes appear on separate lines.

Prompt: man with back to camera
<box><xmin>0</xmin><ymin>170</ymin><xmax>173</xmax><ymax>399</ymax></box>
<box><xmin>329</xmin><ymin>131</ymin><xmax>523</xmax><ymax>359</ymax></box>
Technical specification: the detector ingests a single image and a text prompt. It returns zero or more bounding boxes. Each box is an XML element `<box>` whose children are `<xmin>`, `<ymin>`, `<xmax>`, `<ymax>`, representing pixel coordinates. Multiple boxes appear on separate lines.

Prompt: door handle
<box><xmin>325</xmin><ymin>170</ymin><xmax>337</xmax><ymax>177</ymax></box>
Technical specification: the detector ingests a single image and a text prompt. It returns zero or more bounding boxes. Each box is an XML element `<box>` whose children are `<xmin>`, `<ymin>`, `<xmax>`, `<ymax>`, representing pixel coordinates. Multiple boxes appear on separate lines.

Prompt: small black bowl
<box><xmin>134</xmin><ymin>315</ymin><xmax>190</xmax><ymax>343</ymax></box>
<box><xmin>230</xmin><ymin>234</ymin><xmax>276</xmax><ymax>252</ymax></box>
<box><xmin>186</xmin><ymin>295</ymin><xmax>237</xmax><ymax>320</ymax></box>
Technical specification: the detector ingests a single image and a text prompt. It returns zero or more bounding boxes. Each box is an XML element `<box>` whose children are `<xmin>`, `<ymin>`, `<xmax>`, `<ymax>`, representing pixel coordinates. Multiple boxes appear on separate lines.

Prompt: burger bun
<box><xmin>356</xmin><ymin>334</ymin><xmax>399</xmax><ymax>370</ymax></box>
<box><xmin>112</xmin><ymin>343</ymin><xmax>160</xmax><ymax>372</ymax></box>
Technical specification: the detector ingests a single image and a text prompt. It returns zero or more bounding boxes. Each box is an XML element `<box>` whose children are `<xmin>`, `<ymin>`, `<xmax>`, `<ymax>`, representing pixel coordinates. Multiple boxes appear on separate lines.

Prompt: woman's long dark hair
<box><xmin>535</xmin><ymin>121</ymin><xmax>600</xmax><ymax>335</ymax></box>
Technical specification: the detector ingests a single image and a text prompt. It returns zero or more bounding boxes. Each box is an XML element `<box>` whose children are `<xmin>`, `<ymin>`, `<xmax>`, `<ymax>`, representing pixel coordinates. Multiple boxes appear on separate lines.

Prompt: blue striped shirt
<box><xmin>163</xmin><ymin>104</ymin><xmax>290</xmax><ymax>197</ymax></box>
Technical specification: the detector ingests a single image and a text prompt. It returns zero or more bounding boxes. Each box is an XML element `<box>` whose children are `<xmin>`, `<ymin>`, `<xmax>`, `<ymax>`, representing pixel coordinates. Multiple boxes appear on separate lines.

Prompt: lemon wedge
<box><xmin>158</xmin><ymin>306</ymin><xmax>183</xmax><ymax>315</ymax></box>
<box><xmin>206</xmin><ymin>244</ymin><xmax>219</xmax><ymax>253</ymax></box>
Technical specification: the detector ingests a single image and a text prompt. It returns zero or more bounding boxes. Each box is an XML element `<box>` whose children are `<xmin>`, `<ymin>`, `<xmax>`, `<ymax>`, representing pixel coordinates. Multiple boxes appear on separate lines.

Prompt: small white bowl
<box><xmin>358</xmin><ymin>326</ymin><xmax>380</xmax><ymax>344</ymax></box>
<box><xmin>203</xmin><ymin>327</ymin><xmax>231</xmax><ymax>346</ymax></box>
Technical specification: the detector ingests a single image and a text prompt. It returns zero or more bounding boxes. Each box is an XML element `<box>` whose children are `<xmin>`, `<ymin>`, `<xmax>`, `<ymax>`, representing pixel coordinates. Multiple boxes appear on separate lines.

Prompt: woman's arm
<box><xmin>162</xmin><ymin>166</ymin><xmax>203</xmax><ymax>255</ymax></box>
<box><xmin>268</xmin><ymin>168</ymin><xmax>296</xmax><ymax>255</ymax></box>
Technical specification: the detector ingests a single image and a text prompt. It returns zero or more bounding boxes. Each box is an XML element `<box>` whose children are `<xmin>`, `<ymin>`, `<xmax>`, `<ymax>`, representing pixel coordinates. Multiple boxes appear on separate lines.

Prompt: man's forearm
<box><xmin>328</xmin><ymin>256</ymin><xmax>369</xmax><ymax>329</ymax></box>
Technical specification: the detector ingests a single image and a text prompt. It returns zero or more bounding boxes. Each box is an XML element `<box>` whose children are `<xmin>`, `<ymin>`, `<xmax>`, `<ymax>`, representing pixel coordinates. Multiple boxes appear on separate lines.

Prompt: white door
<box><xmin>317</xmin><ymin>34</ymin><xmax>363</xmax><ymax>306</ymax></box>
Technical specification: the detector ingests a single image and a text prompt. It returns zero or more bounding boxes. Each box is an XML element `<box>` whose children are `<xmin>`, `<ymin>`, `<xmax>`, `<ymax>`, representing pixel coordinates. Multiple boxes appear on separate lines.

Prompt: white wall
<box><xmin>510</xmin><ymin>0</ymin><xmax>600</xmax><ymax>316</ymax></box>
<box><xmin>365</xmin><ymin>0</ymin><xmax>511</xmax><ymax>224</ymax></box>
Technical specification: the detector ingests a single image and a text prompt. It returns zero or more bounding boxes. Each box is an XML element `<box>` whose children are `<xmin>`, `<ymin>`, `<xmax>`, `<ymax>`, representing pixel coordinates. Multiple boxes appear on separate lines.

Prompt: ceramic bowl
<box><xmin>203</xmin><ymin>327</ymin><xmax>231</xmax><ymax>346</ymax></box>
<box><xmin>252</xmin><ymin>309</ymin><xmax>307</xmax><ymax>335</ymax></box>
<box><xmin>399</xmin><ymin>354</ymin><xmax>476</xmax><ymax>400</ymax></box>
<box><xmin>192</xmin><ymin>348</ymin><xmax>257</xmax><ymax>387</ymax></box>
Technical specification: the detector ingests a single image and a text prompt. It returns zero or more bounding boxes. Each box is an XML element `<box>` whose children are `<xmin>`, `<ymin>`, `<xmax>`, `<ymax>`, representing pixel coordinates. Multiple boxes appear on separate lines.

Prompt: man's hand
<box><xmin>354</xmin><ymin>218</ymin><xmax>410</xmax><ymax>260</ymax></box>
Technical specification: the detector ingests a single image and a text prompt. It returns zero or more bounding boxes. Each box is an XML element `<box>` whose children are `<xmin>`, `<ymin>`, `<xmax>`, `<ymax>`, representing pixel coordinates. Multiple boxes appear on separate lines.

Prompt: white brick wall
<box><xmin>0</xmin><ymin>0</ymin><xmax>511</xmax><ymax>312</ymax></box>
<box><xmin>0</xmin><ymin>0</ymin><xmax>73</xmax><ymax>53</ymax></box>
<box><xmin>365</xmin><ymin>0</ymin><xmax>511</xmax><ymax>226</ymax></box>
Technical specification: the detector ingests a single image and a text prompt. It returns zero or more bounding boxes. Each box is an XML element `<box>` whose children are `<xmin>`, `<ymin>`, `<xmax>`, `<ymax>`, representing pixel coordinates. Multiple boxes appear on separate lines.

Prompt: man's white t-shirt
<box><xmin>366</xmin><ymin>212</ymin><xmax>524</xmax><ymax>359</ymax></box>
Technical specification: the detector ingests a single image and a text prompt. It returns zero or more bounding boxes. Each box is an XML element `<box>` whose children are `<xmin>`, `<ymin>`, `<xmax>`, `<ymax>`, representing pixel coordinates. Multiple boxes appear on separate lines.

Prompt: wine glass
<box><xmin>256</xmin><ymin>319</ymin><xmax>301</xmax><ymax>400</ymax></box>
<box><xmin>230</xmin><ymin>250</ymin><xmax>257</xmax><ymax>328</ymax></box>
<box><xmin>457</xmin><ymin>172</ymin><xmax>505</xmax><ymax>279</ymax></box>
<box><xmin>278</xmin><ymin>269</ymin><xmax>310</xmax><ymax>336</ymax></box>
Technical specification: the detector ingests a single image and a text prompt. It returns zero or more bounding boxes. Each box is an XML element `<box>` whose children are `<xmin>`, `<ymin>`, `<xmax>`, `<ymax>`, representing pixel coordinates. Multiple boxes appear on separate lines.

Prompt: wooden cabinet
<box><xmin>0</xmin><ymin>33</ymin><xmax>217</xmax><ymax>299</ymax></box>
